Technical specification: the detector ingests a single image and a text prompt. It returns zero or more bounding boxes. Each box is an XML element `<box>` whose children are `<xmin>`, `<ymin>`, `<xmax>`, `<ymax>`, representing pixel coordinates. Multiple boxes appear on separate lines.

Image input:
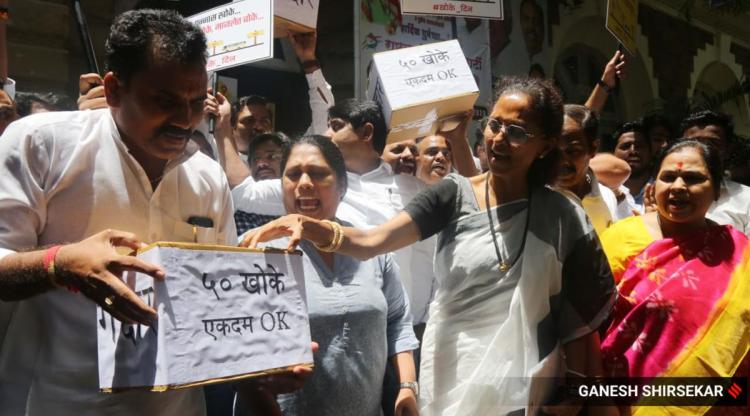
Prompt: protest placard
<box><xmin>188</xmin><ymin>0</ymin><xmax>274</xmax><ymax>72</ymax></box>
<box><xmin>274</xmin><ymin>0</ymin><xmax>319</xmax><ymax>37</ymax></box>
<box><xmin>606</xmin><ymin>0</ymin><xmax>638</xmax><ymax>55</ymax></box>
<box><xmin>97</xmin><ymin>243</ymin><xmax>312</xmax><ymax>392</ymax></box>
<box><xmin>356</xmin><ymin>3</ymin><xmax>455</xmax><ymax>99</ymax></box>
<box><xmin>367</xmin><ymin>39</ymin><xmax>479</xmax><ymax>144</ymax></box>
<box><xmin>400</xmin><ymin>0</ymin><xmax>504</xmax><ymax>20</ymax></box>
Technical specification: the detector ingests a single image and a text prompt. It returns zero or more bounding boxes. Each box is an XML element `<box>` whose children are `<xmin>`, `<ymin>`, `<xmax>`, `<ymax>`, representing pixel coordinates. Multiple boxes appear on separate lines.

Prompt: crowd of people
<box><xmin>0</xmin><ymin>7</ymin><xmax>749</xmax><ymax>416</ymax></box>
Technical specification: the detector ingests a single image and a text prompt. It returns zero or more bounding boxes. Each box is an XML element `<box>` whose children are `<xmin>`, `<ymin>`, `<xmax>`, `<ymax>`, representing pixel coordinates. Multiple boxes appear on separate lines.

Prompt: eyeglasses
<box><xmin>482</xmin><ymin>118</ymin><xmax>534</xmax><ymax>144</ymax></box>
<box><xmin>250</xmin><ymin>152</ymin><xmax>282</xmax><ymax>164</ymax></box>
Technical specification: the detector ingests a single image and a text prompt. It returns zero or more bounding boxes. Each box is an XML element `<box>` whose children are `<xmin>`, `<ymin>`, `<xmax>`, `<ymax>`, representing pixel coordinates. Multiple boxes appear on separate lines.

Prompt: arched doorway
<box><xmin>692</xmin><ymin>61</ymin><xmax>750</xmax><ymax>133</ymax></box>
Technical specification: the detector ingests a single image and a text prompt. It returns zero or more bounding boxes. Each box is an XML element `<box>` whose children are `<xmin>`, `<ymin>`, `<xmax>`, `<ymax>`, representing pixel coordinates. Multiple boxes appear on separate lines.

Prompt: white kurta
<box><xmin>0</xmin><ymin>109</ymin><xmax>236</xmax><ymax>416</ymax></box>
<box><xmin>707</xmin><ymin>178</ymin><xmax>750</xmax><ymax>236</ymax></box>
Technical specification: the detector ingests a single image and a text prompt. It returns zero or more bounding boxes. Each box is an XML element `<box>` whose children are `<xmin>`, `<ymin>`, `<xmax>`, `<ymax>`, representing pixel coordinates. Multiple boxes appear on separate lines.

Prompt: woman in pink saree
<box><xmin>600</xmin><ymin>140</ymin><xmax>750</xmax><ymax>415</ymax></box>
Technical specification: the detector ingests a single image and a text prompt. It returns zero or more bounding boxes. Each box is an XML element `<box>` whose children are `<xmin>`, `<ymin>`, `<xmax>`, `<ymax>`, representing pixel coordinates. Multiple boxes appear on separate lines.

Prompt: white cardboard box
<box><xmin>97</xmin><ymin>242</ymin><xmax>312</xmax><ymax>392</ymax></box>
<box><xmin>367</xmin><ymin>39</ymin><xmax>479</xmax><ymax>144</ymax></box>
<box><xmin>274</xmin><ymin>0</ymin><xmax>319</xmax><ymax>37</ymax></box>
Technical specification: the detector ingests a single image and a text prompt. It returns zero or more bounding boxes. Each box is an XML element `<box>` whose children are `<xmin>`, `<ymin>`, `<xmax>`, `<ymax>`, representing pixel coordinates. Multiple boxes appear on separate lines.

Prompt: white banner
<box><xmin>189</xmin><ymin>0</ymin><xmax>274</xmax><ymax>72</ymax></box>
<box><xmin>400</xmin><ymin>0</ymin><xmax>504</xmax><ymax>20</ymax></box>
<box><xmin>97</xmin><ymin>243</ymin><xmax>312</xmax><ymax>391</ymax></box>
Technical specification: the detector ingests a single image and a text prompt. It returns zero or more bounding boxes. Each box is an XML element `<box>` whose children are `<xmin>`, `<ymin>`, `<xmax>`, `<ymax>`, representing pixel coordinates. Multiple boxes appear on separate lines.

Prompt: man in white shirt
<box><xmin>681</xmin><ymin>110</ymin><xmax>750</xmax><ymax>235</ymax></box>
<box><xmin>0</xmin><ymin>10</ymin><xmax>236</xmax><ymax>415</ymax></box>
<box><xmin>610</xmin><ymin>121</ymin><xmax>652</xmax><ymax>213</ymax></box>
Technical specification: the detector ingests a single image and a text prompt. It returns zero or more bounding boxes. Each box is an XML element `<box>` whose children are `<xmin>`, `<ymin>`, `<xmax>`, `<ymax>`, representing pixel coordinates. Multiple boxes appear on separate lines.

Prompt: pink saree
<box><xmin>601</xmin><ymin>224</ymin><xmax>750</xmax><ymax>414</ymax></box>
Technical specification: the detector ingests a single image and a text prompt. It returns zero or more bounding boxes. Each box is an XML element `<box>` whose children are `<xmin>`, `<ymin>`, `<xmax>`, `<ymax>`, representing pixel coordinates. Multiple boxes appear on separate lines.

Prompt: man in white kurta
<box><xmin>0</xmin><ymin>9</ymin><xmax>235</xmax><ymax>416</ymax></box>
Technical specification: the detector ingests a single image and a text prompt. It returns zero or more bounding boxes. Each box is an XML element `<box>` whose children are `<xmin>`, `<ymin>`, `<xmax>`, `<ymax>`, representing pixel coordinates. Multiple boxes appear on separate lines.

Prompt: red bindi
<box><xmin>677</xmin><ymin>162</ymin><xmax>683</xmax><ymax>169</ymax></box>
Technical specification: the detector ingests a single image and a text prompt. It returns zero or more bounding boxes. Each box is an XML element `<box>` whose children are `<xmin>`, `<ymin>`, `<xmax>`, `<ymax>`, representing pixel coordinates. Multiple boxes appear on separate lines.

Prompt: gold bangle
<box><xmin>331</xmin><ymin>222</ymin><xmax>344</xmax><ymax>251</ymax></box>
<box><xmin>315</xmin><ymin>220</ymin><xmax>343</xmax><ymax>252</ymax></box>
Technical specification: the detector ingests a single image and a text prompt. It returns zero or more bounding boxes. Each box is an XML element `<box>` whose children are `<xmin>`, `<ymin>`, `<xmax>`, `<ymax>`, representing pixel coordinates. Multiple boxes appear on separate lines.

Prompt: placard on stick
<box><xmin>274</xmin><ymin>0</ymin><xmax>319</xmax><ymax>38</ymax></box>
<box><xmin>97</xmin><ymin>243</ymin><xmax>312</xmax><ymax>392</ymax></box>
<box><xmin>367</xmin><ymin>39</ymin><xmax>479</xmax><ymax>144</ymax></box>
<box><xmin>606</xmin><ymin>0</ymin><xmax>638</xmax><ymax>55</ymax></box>
<box><xmin>188</xmin><ymin>0</ymin><xmax>274</xmax><ymax>72</ymax></box>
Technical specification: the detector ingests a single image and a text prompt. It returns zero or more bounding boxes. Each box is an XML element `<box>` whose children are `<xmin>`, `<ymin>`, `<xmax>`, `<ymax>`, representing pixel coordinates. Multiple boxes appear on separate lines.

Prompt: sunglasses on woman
<box><xmin>482</xmin><ymin>118</ymin><xmax>534</xmax><ymax>144</ymax></box>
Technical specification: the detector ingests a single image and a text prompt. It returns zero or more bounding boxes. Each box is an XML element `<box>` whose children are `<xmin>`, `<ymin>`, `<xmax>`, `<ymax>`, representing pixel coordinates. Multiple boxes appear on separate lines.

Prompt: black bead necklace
<box><xmin>484</xmin><ymin>173</ymin><xmax>531</xmax><ymax>272</ymax></box>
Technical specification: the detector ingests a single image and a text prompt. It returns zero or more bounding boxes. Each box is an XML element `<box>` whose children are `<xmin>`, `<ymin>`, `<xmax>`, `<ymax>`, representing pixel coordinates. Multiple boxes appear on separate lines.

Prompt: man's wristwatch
<box><xmin>597</xmin><ymin>79</ymin><xmax>613</xmax><ymax>93</ymax></box>
<box><xmin>400</xmin><ymin>381</ymin><xmax>419</xmax><ymax>397</ymax></box>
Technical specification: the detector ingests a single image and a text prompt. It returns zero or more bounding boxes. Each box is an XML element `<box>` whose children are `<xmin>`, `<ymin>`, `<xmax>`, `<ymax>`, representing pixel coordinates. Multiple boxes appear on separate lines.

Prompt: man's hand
<box><xmin>207</xmin><ymin>90</ymin><xmax>233</xmax><ymax>149</ymax></box>
<box><xmin>642</xmin><ymin>182</ymin><xmax>656</xmax><ymax>213</ymax></box>
<box><xmin>288</xmin><ymin>31</ymin><xmax>317</xmax><ymax>64</ymax></box>
<box><xmin>601</xmin><ymin>50</ymin><xmax>626</xmax><ymax>90</ymax></box>
<box><xmin>236</xmin><ymin>341</ymin><xmax>318</xmax><ymax>395</ymax></box>
<box><xmin>204</xmin><ymin>89</ymin><xmax>231</xmax><ymax>127</ymax></box>
<box><xmin>55</xmin><ymin>229</ymin><xmax>165</xmax><ymax>325</ymax></box>
<box><xmin>78</xmin><ymin>73</ymin><xmax>107</xmax><ymax>111</ymax></box>
<box><xmin>394</xmin><ymin>387</ymin><xmax>419</xmax><ymax>416</ymax></box>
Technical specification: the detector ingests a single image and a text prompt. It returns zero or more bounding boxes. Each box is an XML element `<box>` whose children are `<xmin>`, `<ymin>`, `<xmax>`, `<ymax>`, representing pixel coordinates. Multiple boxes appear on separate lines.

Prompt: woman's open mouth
<box><xmin>296</xmin><ymin>197</ymin><xmax>320</xmax><ymax>214</ymax></box>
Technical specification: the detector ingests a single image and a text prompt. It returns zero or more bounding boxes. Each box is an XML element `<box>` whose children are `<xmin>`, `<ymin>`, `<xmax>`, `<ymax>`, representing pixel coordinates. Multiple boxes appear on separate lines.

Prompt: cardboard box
<box><xmin>274</xmin><ymin>0</ymin><xmax>319</xmax><ymax>37</ymax></box>
<box><xmin>367</xmin><ymin>39</ymin><xmax>479</xmax><ymax>144</ymax></box>
<box><xmin>97</xmin><ymin>242</ymin><xmax>312</xmax><ymax>392</ymax></box>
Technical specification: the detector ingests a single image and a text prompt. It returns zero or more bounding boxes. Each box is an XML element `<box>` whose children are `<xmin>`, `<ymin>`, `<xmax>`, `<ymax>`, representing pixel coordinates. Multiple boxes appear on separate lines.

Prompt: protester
<box><xmin>239</xmin><ymin>132</ymin><xmax>289</xmax><ymax>234</ymax></box>
<box><xmin>382</xmin><ymin>138</ymin><xmax>418</xmax><ymax>175</ymax></box>
<box><xmin>248</xmin><ymin>132</ymin><xmax>288</xmax><ymax>181</ymax></box>
<box><xmin>680</xmin><ymin>110</ymin><xmax>750</xmax><ymax>235</ymax></box>
<box><xmin>552</xmin><ymin>104</ymin><xmax>618</xmax><ymax>234</ymax></box>
<box><xmin>231</xmin><ymin>95</ymin><xmax>273</xmax><ymax>156</ymax></box>
<box><xmin>414</xmin><ymin>134</ymin><xmax>452</xmax><ymax>185</ymax></box>
<box><xmin>642</xmin><ymin>113</ymin><xmax>674</xmax><ymax>154</ymax></box>
<box><xmin>242</xmin><ymin>77</ymin><xmax>616</xmax><ymax>415</ymax></box>
<box><xmin>603</xmin><ymin>121</ymin><xmax>652</xmax><ymax>215</ymax></box>
<box><xmin>0</xmin><ymin>9</ymin><xmax>236</xmax><ymax>414</ymax></box>
<box><xmin>236</xmin><ymin>135</ymin><xmax>418</xmax><ymax>416</ymax></box>
<box><xmin>599</xmin><ymin>140</ymin><xmax>750</xmax><ymax>414</ymax></box>
<box><xmin>0</xmin><ymin>10</ymin><xmax>313</xmax><ymax>415</ymax></box>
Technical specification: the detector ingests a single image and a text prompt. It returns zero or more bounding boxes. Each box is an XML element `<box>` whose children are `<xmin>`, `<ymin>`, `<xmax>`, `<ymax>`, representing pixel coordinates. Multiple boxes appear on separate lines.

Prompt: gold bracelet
<box><xmin>315</xmin><ymin>220</ymin><xmax>343</xmax><ymax>252</ymax></box>
<box><xmin>331</xmin><ymin>222</ymin><xmax>344</xmax><ymax>251</ymax></box>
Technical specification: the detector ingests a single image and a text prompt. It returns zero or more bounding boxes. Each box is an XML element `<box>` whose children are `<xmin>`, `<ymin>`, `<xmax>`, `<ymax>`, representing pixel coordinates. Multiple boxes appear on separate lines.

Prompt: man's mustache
<box><xmin>157</xmin><ymin>125</ymin><xmax>193</xmax><ymax>140</ymax></box>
